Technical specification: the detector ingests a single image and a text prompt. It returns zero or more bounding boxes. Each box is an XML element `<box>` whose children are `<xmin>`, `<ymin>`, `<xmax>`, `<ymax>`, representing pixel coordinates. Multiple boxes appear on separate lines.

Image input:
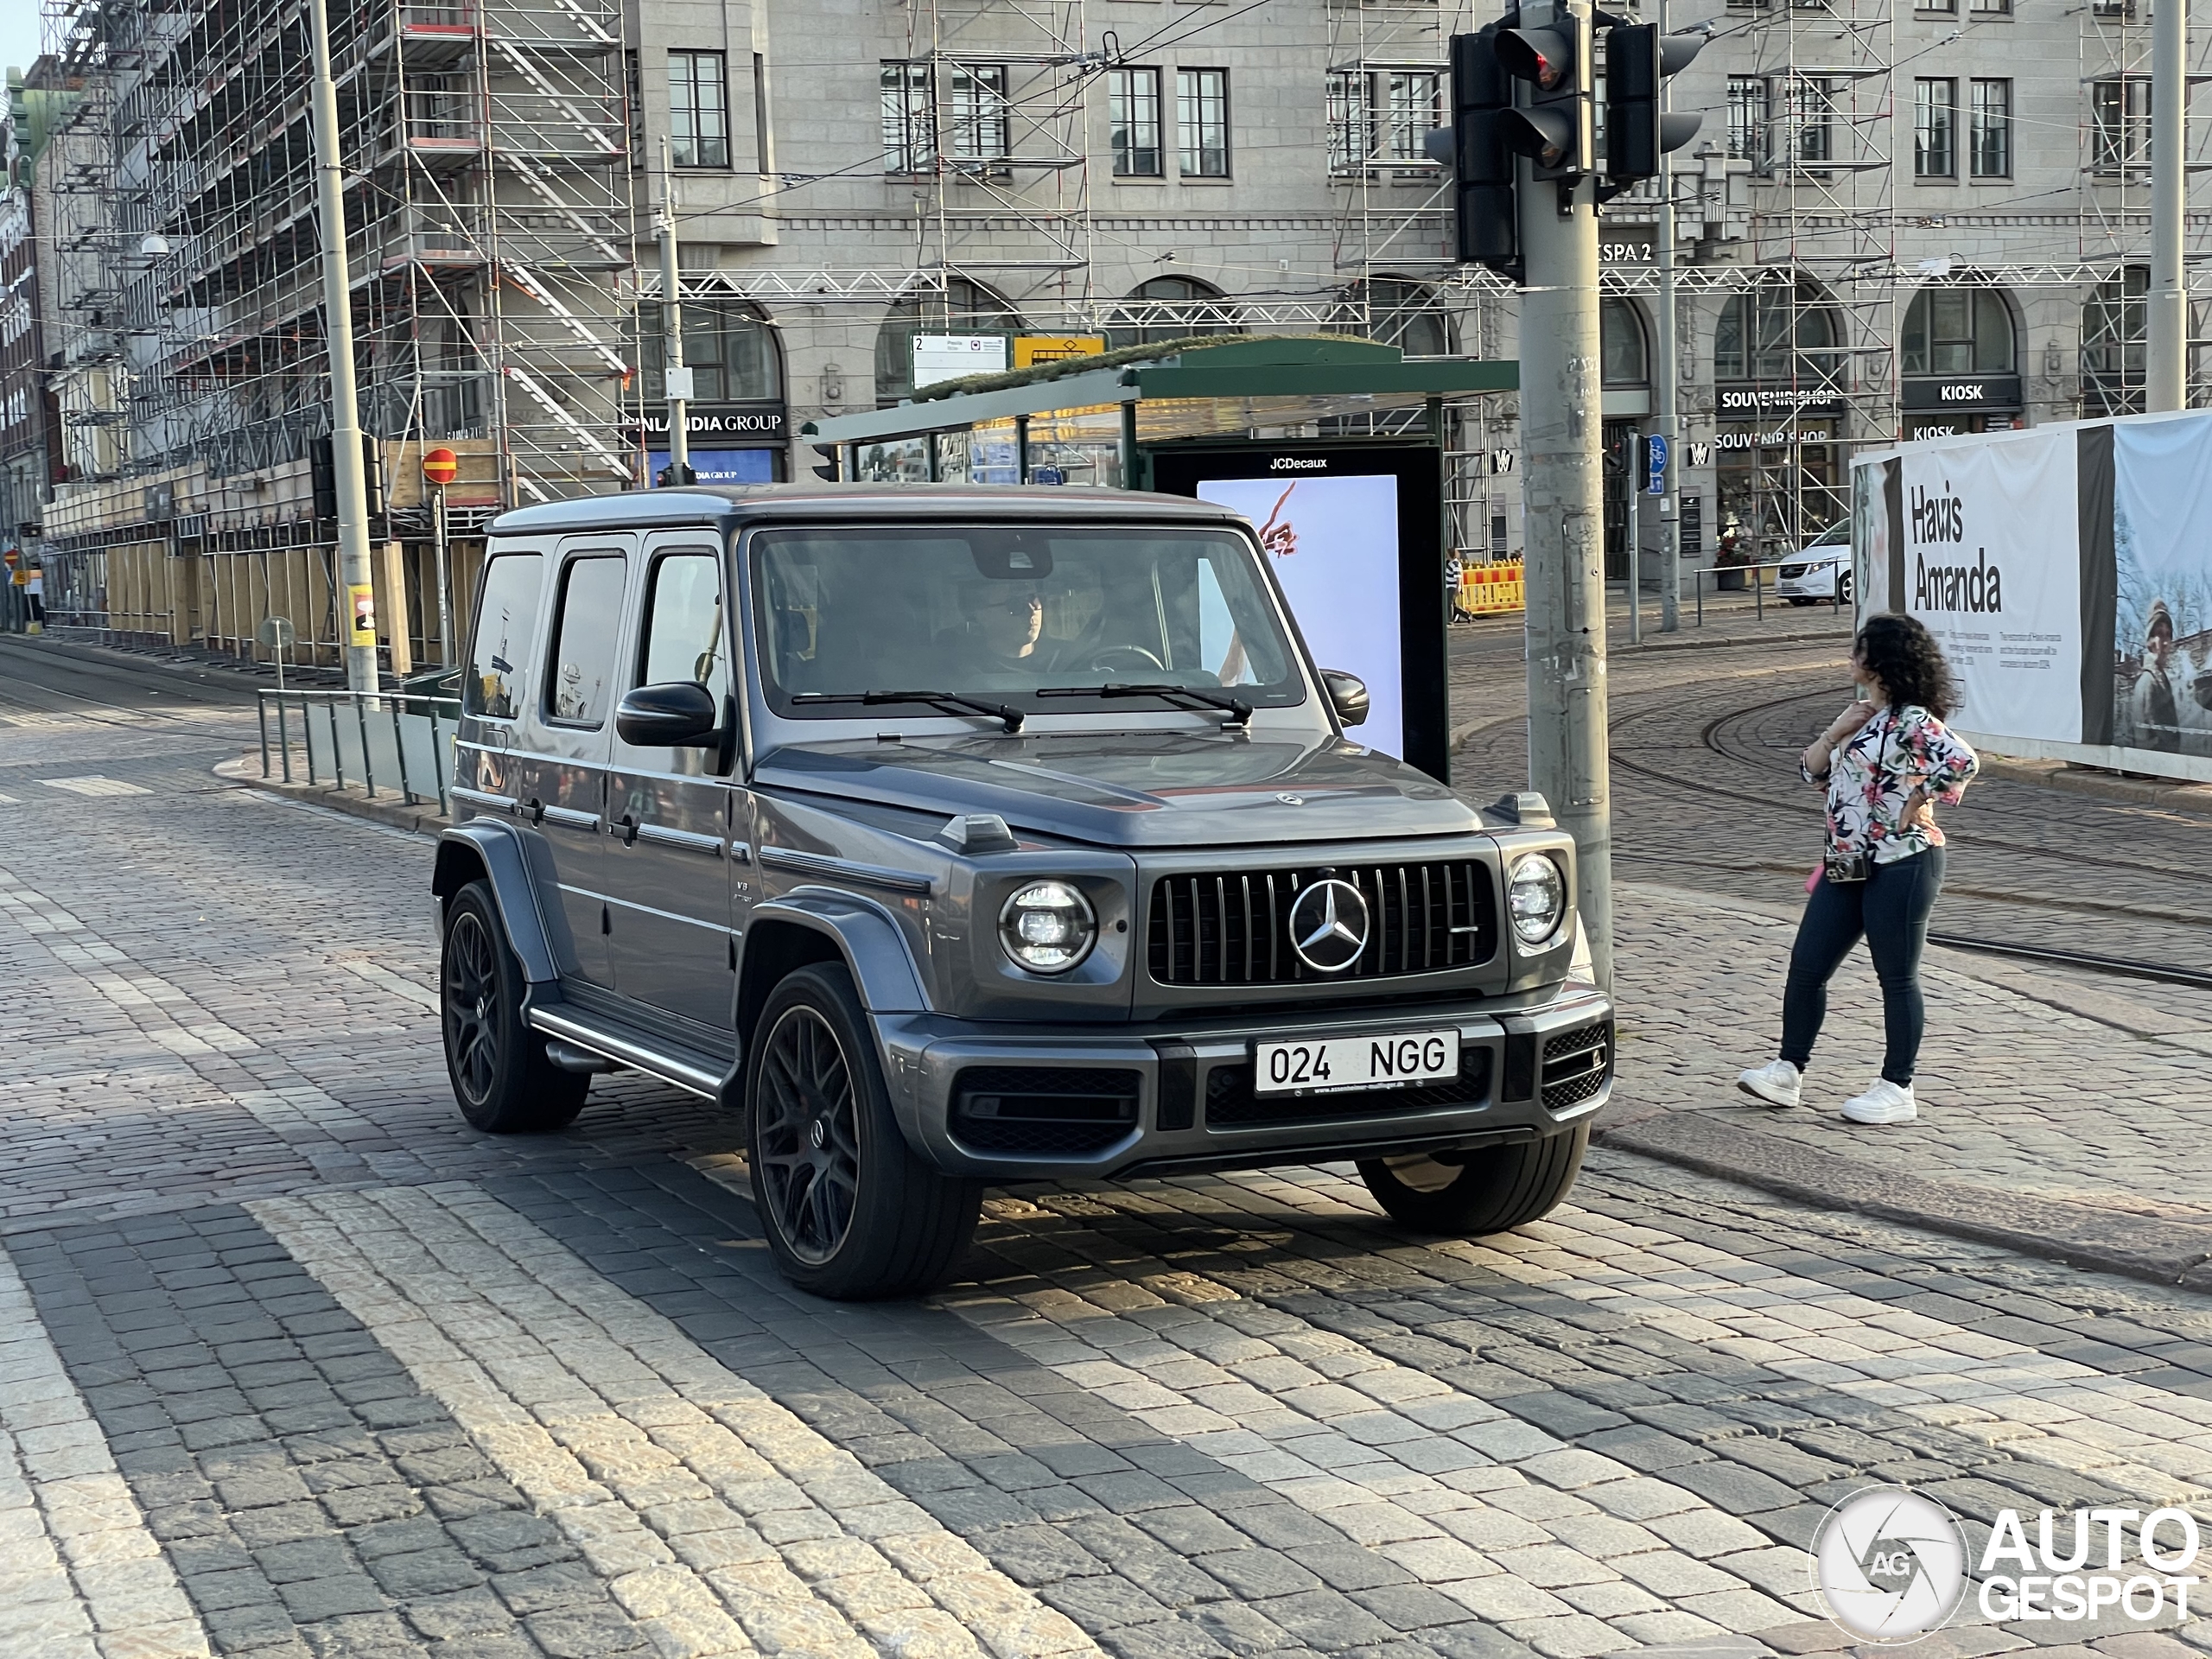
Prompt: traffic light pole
<box><xmin>1516</xmin><ymin>3</ymin><xmax>1615</xmax><ymax>991</ymax></box>
<box><xmin>658</xmin><ymin>137</ymin><xmax>691</xmax><ymax>483</ymax></box>
<box><xmin>2148</xmin><ymin>0</ymin><xmax>2187</xmax><ymax>411</ymax></box>
<box><xmin>1654</xmin><ymin>0</ymin><xmax>1682</xmax><ymax>631</ymax></box>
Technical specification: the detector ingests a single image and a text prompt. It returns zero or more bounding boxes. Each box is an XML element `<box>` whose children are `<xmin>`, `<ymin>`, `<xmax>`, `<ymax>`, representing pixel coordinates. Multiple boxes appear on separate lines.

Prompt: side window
<box><xmin>466</xmin><ymin>553</ymin><xmax>543</xmax><ymax>719</ymax></box>
<box><xmin>639</xmin><ymin>552</ymin><xmax>730</xmax><ymax>701</ymax></box>
<box><xmin>544</xmin><ymin>556</ymin><xmax>628</xmax><ymax>726</ymax></box>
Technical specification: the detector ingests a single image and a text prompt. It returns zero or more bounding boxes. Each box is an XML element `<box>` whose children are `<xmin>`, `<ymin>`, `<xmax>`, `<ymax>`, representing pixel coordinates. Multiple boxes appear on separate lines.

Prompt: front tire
<box><xmin>441</xmin><ymin>880</ymin><xmax>588</xmax><ymax>1134</ymax></box>
<box><xmin>745</xmin><ymin>963</ymin><xmax>980</xmax><ymax>1299</ymax></box>
<box><xmin>1358</xmin><ymin>1124</ymin><xmax>1588</xmax><ymax>1235</ymax></box>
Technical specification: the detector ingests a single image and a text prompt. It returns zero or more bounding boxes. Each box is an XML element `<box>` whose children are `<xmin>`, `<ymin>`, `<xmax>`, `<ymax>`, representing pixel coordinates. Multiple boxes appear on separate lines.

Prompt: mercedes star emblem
<box><xmin>1287</xmin><ymin>879</ymin><xmax>1370</xmax><ymax>973</ymax></box>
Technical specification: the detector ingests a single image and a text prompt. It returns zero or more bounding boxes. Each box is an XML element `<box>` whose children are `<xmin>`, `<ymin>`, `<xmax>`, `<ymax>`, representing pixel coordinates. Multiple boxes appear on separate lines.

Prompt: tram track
<box><xmin>1595</xmin><ymin>671</ymin><xmax>2212</xmax><ymax>989</ymax></box>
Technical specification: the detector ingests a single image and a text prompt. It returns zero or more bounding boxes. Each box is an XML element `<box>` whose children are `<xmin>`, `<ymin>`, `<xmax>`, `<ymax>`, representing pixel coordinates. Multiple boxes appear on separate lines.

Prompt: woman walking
<box><xmin>1738</xmin><ymin>614</ymin><xmax>1979</xmax><ymax>1125</ymax></box>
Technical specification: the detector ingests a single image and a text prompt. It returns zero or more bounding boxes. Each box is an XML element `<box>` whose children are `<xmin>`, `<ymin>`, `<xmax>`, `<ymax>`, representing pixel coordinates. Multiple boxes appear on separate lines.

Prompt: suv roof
<box><xmin>487</xmin><ymin>481</ymin><xmax>1251</xmax><ymax>537</ymax></box>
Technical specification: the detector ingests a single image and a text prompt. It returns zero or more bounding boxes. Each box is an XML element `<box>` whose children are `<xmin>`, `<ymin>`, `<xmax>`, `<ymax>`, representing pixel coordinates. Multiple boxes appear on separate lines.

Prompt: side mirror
<box><xmin>1320</xmin><ymin>669</ymin><xmax>1370</xmax><ymax>729</ymax></box>
<box><xmin>616</xmin><ymin>681</ymin><xmax>720</xmax><ymax>747</ymax></box>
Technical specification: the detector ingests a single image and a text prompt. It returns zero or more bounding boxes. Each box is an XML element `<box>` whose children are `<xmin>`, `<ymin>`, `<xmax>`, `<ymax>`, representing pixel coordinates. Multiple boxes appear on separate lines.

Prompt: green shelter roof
<box><xmin>801</xmin><ymin>334</ymin><xmax>1518</xmax><ymax>447</ymax></box>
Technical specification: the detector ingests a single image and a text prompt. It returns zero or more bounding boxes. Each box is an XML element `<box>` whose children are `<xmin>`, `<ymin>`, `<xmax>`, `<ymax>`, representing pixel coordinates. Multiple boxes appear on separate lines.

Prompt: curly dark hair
<box><xmin>1855</xmin><ymin>613</ymin><xmax>1957</xmax><ymax>718</ymax></box>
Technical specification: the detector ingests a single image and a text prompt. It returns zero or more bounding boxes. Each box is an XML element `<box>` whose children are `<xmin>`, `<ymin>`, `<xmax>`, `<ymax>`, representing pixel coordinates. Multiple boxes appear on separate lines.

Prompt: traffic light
<box><xmin>1603</xmin><ymin>22</ymin><xmax>1703</xmax><ymax>185</ymax></box>
<box><xmin>1440</xmin><ymin>27</ymin><xmax>1520</xmax><ymax>277</ymax></box>
<box><xmin>1496</xmin><ymin>10</ymin><xmax>1592</xmax><ymax>180</ymax></box>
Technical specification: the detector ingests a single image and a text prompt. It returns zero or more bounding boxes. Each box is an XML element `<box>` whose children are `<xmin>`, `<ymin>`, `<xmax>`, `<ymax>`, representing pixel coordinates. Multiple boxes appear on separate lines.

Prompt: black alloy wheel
<box><xmin>444</xmin><ymin>904</ymin><xmax>501</xmax><ymax>1106</ymax></box>
<box><xmin>439</xmin><ymin>880</ymin><xmax>588</xmax><ymax>1134</ymax></box>
<box><xmin>743</xmin><ymin>963</ymin><xmax>980</xmax><ymax>1299</ymax></box>
<box><xmin>752</xmin><ymin>1004</ymin><xmax>861</xmax><ymax>1265</ymax></box>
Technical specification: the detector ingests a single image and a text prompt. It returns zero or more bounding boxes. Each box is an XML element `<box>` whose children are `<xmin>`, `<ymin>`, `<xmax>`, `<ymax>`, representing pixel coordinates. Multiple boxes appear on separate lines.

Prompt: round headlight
<box><xmin>998</xmin><ymin>880</ymin><xmax>1097</xmax><ymax>974</ymax></box>
<box><xmin>1507</xmin><ymin>854</ymin><xmax>1567</xmax><ymax>945</ymax></box>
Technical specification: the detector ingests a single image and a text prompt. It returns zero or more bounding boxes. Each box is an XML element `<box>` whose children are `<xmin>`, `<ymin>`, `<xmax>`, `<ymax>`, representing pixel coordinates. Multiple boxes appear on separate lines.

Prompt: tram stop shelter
<box><xmin>798</xmin><ymin>334</ymin><xmax>1518</xmax><ymax>782</ymax></box>
<box><xmin>798</xmin><ymin>334</ymin><xmax>1516</xmax><ymax>492</ymax></box>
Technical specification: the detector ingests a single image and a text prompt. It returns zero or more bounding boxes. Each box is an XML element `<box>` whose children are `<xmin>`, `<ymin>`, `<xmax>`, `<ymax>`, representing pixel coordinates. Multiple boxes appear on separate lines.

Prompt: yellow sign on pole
<box><xmin>347</xmin><ymin>582</ymin><xmax>378</xmax><ymax>641</ymax></box>
<box><xmin>1014</xmin><ymin>335</ymin><xmax>1106</xmax><ymax>369</ymax></box>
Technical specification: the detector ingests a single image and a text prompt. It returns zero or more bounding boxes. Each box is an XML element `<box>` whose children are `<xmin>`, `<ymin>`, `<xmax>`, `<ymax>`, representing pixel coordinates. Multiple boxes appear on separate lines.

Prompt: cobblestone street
<box><xmin>3</xmin><ymin>632</ymin><xmax>2210</xmax><ymax>1659</ymax></box>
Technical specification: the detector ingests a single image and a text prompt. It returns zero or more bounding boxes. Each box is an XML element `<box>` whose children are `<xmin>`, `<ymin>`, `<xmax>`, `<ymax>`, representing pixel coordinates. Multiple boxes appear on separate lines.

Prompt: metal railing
<box><xmin>257</xmin><ymin>688</ymin><xmax>461</xmax><ymax>813</ymax></box>
<box><xmin>1690</xmin><ymin>559</ymin><xmax>1849</xmax><ymax>625</ymax></box>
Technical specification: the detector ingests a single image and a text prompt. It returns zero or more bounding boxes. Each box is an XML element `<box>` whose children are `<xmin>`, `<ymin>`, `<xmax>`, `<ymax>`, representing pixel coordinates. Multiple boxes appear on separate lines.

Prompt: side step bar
<box><xmin>527</xmin><ymin>1005</ymin><xmax>730</xmax><ymax>1100</ymax></box>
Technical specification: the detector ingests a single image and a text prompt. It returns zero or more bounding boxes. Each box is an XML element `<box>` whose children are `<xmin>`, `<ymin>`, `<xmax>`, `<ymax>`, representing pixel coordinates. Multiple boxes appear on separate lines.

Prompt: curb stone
<box><xmin>214</xmin><ymin>751</ymin><xmax>448</xmax><ymax>836</ymax></box>
<box><xmin>1974</xmin><ymin>752</ymin><xmax>2212</xmax><ymax>820</ymax></box>
<box><xmin>1594</xmin><ymin>1108</ymin><xmax>2212</xmax><ymax>1291</ymax></box>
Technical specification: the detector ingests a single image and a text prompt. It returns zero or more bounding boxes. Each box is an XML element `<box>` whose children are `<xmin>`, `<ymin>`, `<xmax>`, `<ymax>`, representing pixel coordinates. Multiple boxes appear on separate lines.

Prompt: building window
<box><xmin>948</xmin><ymin>64</ymin><xmax>1009</xmax><ymax>162</ymax></box>
<box><xmin>1714</xmin><ymin>276</ymin><xmax>1840</xmax><ymax>385</ymax></box>
<box><xmin>1178</xmin><ymin>68</ymin><xmax>1230</xmax><ymax>177</ymax></box>
<box><xmin>881</xmin><ymin>61</ymin><xmax>933</xmax><ymax>173</ymax></box>
<box><xmin>1105</xmin><ymin>276</ymin><xmax>1241</xmax><ymax>349</ymax></box>
<box><xmin>1917</xmin><ymin>0</ymin><xmax>1957</xmax><ymax>14</ymax></box>
<box><xmin>1969</xmin><ymin>78</ymin><xmax>2012</xmax><ymax>177</ymax></box>
<box><xmin>643</xmin><ymin>300</ymin><xmax>780</xmax><ymax>404</ymax></box>
<box><xmin>2093</xmin><ymin>77</ymin><xmax>2152</xmax><ymax>175</ymax></box>
<box><xmin>1903</xmin><ymin>287</ymin><xmax>2015</xmax><ymax>374</ymax></box>
<box><xmin>2082</xmin><ymin>265</ymin><xmax>2147</xmax><ymax>414</ymax></box>
<box><xmin>1326</xmin><ymin>72</ymin><xmax>1373</xmax><ymax>171</ymax></box>
<box><xmin>1343</xmin><ymin>276</ymin><xmax>1449</xmax><ymax>357</ymax></box>
<box><xmin>1970</xmin><ymin>0</ymin><xmax>2012</xmax><ymax>14</ymax></box>
<box><xmin>874</xmin><ymin>276</ymin><xmax>1022</xmax><ymax>405</ymax></box>
<box><xmin>1727</xmin><ymin>75</ymin><xmax>1766</xmax><ymax>161</ymax></box>
<box><xmin>1109</xmin><ymin>67</ymin><xmax>1162</xmax><ymax>176</ymax></box>
<box><xmin>1774</xmin><ymin>76</ymin><xmax>1831</xmax><ymax>166</ymax></box>
<box><xmin>1325</xmin><ymin>71</ymin><xmax>1440</xmax><ymax>172</ymax></box>
<box><xmin>1915</xmin><ymin>78</ymin><xmax>1957</xmax><ymax>178</ymax></box>
<box><xmin>1601</xmin><ymin>298</ymin><xmax>1649</xmax><ymax>387</ymax></box>
<box><xmin>669</xmin><ymin>52</ymin><xmax>730</xmax><ymax>168</ymax></box>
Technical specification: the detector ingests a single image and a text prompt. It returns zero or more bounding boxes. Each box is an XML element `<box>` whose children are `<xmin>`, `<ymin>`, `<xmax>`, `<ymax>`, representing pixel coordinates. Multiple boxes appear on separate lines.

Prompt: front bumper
<box><xmin>873</xmin><ymin>987</ymin><xmax>1614</xmax><ymax>1181</ymax></box>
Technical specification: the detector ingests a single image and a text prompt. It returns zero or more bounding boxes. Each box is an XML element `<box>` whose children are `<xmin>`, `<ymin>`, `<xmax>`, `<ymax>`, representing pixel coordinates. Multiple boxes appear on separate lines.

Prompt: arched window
<box><xmin>1601</xmin><ymin>298</ymin><xmax>1649</xmax><ymax>387</ymax></box>
<box><xmin>1103</xmin><ymin>276</ymin><xmax>1242</xmax><ymax>350</ymax></box>
<box><xmin>1344</xmin><ymin>276</ymin><xmax>1451</xmax><ymax>357</ymax></box>
<box><xmin>1714</xmin><ymin>275</ymin><xmax>1840</xmax><ymax>385</ymax></box>
<box><xmin>1902</xmin><ymin>287</ymin><xmax>2014</xmax><ymax>375</ymax></box>
<box><xmin>2082</xmin><ymin>266</ymin><xmax>2147</xmax><ymax>416</ymax></box>
<box><xmin>642</xmin><ymin>299</ymin><xmax>780</xmax><ymax>403</ymax></box>
<box><xmin>874</xmin><ymin>277</ymin><xmax>1023</xmax><ymax>405</ymax></box>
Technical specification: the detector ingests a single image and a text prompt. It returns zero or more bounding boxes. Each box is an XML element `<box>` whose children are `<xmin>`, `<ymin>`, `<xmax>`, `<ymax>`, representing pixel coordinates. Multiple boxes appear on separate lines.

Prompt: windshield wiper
<box><xmin>1036</xmin><ymin>683</ymin><xmax>1253</xmax><ymax>727</ymax></box>
<box><xmin>791</xmin><ymin>690</ymin><xmax>1024</xmax><ymax>734</ymax></box>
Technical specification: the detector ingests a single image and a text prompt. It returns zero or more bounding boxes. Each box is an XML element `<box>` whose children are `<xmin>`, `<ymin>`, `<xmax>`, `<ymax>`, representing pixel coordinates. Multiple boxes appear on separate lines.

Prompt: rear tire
<box><xmin>441</xmin><ymin>880</ymin><xmax>588</xmax><ymax>1134</ymax></box>
<box><xmin>1358</xmin><ymin>1124</ymin><xmax>1589</xmax><ymax>1235</ymax></box>
<box><xmin>746</xmin><ymin>963</ymin><xmax>980</xmax><ymax>1299</ymax></box>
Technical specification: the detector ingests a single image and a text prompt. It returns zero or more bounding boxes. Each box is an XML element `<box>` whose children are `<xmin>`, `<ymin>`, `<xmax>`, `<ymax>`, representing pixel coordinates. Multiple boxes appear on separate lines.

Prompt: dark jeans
<box><xmin>1780</xmin><ymin>847</ymin><xmax>1945</xmax><ymax>1086</ymax></box>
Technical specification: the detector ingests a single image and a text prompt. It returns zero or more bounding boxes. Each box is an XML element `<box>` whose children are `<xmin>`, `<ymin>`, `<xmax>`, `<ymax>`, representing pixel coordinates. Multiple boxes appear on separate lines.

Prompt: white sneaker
<box><xmin>1737</xmin><ymin>1058</ymin><xmax>1802</xmax><ymax>1109</ymax></box>
<box><xmin>1840</xmin><ymin>1079</ymin><xmax>1917</xmax><ymax>1125</ymax></box>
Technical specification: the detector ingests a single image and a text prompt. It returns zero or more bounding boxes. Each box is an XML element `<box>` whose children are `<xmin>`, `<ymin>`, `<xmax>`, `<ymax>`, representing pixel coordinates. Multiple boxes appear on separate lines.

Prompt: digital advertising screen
<box><xmin>1149</xmin><ymin>444</ymin><xmax>1447</xmax><ymax>780</ymax></box>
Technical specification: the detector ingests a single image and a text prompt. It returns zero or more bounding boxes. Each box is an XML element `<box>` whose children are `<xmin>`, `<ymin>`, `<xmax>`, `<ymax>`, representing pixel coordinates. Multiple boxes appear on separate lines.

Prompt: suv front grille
<box><xmin>1541</xmin><ymin>1024</ymin><xmax>1611</xmax><ymax>1111</ymax></box>
<box><xmin>1147</xmin><ymin>860</ymin><xmax>1496</xmax><ymax>987</ymax></box>
<box><xmin>1206</xmin><ymin>1046</ymin><xmax>1492</xmax><ymax>1128</ymax></box>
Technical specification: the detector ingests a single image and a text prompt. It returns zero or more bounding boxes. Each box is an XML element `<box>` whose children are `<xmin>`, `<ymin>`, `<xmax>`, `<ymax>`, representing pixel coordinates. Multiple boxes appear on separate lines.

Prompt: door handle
<box><xmin>619</xmin><ymin>812</ymin><xmax>639</xmax><ymax>847</ymax></box>
<box><xmin>527</xmin><ymin>797</ymin><xmax>545</xmax><ymax>825</ymax></box>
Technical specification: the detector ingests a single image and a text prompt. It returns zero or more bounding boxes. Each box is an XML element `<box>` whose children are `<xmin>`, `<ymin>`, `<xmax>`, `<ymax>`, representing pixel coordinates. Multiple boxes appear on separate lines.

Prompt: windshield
<box><xmin>1810</xmin><ymin>523</ymin><xmax>1848</xmax><ymax>548</ymax></box>
<box><xmin>749</xmin><ymin>524</ymin><xmax>1308</xmax><ymax>718</ymax></box>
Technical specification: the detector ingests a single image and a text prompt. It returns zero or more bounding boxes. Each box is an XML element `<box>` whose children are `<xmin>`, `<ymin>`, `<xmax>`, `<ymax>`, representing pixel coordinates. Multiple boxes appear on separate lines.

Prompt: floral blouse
<box><xmin>1802</xmin><ymin>702</ymin><xmax>1979</xmax><ymax>864</ymax></box>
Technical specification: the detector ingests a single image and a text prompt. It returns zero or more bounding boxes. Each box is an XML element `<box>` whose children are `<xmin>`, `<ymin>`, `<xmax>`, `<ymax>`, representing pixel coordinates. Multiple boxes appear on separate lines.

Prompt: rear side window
<box><xmin>466</xmin><ymin>553</ymin><xmax>543</xmax><ymax>719</ymax></box>
<box><xmin>639</xmin><ymin>552</ymin><xmax>730</xmax><ymax>702</ymax></box>
<box><xmin>544</xmin><ymin>556</ymin><xmax>628</xmax><ymax>726</ymax></box>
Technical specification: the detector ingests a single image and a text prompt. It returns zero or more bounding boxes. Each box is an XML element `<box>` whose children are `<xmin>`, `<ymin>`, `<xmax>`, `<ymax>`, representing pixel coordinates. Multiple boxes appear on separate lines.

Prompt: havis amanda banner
<box><xmin>1852</xmin><ymin>410</ymin><xmax>2212</xmax><ymax>785</ymax></box>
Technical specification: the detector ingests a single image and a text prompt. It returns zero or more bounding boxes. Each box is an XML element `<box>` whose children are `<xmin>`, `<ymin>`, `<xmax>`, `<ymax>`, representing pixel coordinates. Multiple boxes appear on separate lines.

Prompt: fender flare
<box><xmin>741</xmin><ymin>888</ymin><xmax>930</xmax><ymax>1016</ymax></box>
<box><xmin>432</xmin><ymin>822</ymin><xmax>561</xmax><ymax>984</ymax></box>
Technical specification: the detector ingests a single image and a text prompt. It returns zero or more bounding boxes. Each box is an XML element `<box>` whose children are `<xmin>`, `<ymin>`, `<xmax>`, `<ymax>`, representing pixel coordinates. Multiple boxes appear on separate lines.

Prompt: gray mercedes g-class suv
<box><xmin>434</xmin><ymin>484</ymin><xmax>1611</xmax><ymax>1299</ymax></box>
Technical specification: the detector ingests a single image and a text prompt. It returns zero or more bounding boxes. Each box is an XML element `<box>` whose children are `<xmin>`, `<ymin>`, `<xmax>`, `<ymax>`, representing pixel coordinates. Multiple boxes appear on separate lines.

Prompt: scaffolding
<box><xmin>41</xmin><ymin>0</ymin><xmax>639</xmax><ymax>515</ymax></box>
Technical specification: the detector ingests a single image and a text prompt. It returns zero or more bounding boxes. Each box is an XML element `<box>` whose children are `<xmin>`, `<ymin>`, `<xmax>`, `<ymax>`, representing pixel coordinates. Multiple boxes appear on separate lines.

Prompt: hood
<box><xmin>753</xmin><ymin>731</ymin><xmax>1485</xmax><ymax>848</ymax></box>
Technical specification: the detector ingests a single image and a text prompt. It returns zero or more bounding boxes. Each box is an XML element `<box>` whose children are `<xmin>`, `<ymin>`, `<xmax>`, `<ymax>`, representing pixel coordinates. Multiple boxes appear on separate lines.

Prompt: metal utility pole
<box><xmin>1517</xmin><ymin>0</ymin><xmax>1614</xmax><ymax>988</ymax></box>
<box><xmin>308</xmin><ymin>0</ymin><xmax>378</xmax><ymax>692</ymax></box>
<box><xmin>1654</xmin><ymin>0</ymin><xmax>1683</xmax><ymax>629</ymax></box>
<box><xmin>657</xmin><ymin>138</ymin><xmax>692</xmax><ymax>482</ymax></box>
<box><xmin>1625</xmin><ymin>437</ymin><xmax>1642</xmax><ymax>646</ymax></box>
<box><xmin>2149</xmin><ymin>0</ymin><xmax>2190</xmax><ymax>411</ymax></box>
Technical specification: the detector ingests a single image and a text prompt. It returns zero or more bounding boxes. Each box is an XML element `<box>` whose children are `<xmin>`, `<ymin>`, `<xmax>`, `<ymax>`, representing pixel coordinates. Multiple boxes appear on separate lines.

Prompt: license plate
<box><xmin>1254</xmin><ymin>1029</ymin><xmax>1460</xmax><ymax>1096</ymax></box>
